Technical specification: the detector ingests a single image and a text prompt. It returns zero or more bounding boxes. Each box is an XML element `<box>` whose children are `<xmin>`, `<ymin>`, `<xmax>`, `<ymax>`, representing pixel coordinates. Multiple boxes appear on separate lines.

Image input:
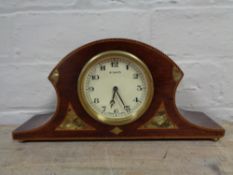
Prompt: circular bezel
<box><xmin>78</xmin><ymin>50</ymin><xmax>154</xmax><ymax>125</ymax></box>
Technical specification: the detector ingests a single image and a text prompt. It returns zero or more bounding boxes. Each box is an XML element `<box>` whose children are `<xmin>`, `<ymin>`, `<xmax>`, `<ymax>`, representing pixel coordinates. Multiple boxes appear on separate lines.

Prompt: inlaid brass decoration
<box><xmin>173</xmin><ymin>66</ymin><xmax>182</xmax><ymax>82</ymax></box>
<box><xmin>56</xmin><ymin>103</ymin><xmax>95</xmax><ymax>131</ymax></box>
<box><xmin>49</xmin><ymin>68</ymin><xmax>59</xmax><ymax>85</ymax></box>
<box><xmin>110</xmin><ymin>127</ymin><xmax>123</xmax><ymax>135</ymax></box>
<box><xmin>138</xmin><ymin>103</ymin><xmax>176</xmax><ymax>129</ymax></box>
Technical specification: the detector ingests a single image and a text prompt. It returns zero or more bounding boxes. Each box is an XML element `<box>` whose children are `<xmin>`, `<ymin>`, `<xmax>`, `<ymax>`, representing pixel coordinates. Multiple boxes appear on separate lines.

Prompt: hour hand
<box><xmin>110</xmin><ymin>86</ymin><xmax>118</xmax><ymax>108</ymax></box>
<box><xmin>110</xmin><ymin>99</ymin><xmax>115</xmax><ymax>108</ymax></box>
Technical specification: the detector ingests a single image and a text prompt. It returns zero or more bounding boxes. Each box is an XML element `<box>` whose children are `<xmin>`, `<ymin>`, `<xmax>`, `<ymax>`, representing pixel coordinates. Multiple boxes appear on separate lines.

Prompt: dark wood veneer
<box><xmin>12</xmin><ymin>38</ymin><xmax>225</xmax><ymax>141</ymax></box>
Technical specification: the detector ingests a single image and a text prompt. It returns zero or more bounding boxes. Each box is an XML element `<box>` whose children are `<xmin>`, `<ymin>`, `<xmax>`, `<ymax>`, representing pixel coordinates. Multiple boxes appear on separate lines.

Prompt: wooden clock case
<box><xmin>12</xmin><ymin>38</ymin><xmax>225</xmax><ymax>141</ymax></box>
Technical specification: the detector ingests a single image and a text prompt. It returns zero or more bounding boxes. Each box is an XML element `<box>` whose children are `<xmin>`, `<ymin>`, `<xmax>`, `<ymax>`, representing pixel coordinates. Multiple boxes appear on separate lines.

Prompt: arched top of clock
<box><xmin>12</xmin><ymin>38</ymin><xmax>224</xmax><ymax>141</ymax></box>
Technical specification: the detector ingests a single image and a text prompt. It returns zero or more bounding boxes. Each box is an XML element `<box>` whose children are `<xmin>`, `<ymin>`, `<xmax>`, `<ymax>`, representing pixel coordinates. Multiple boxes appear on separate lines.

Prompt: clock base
<box><xmin>12</xmin><ymin>109</ymin><xmax>224</xmax><ymax>142</ymax></box>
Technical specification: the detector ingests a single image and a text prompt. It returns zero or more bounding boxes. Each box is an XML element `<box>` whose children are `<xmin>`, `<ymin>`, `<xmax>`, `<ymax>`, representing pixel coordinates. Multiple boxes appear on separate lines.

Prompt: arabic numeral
<box><xmin>93</xmin><ymin>98</ymin><xmax>100</xmax><ymax>104</ymax></box>
<box><xmin>101</xmin><ymin>106</ymin><xmax>106</xmax><ymax>113</ymax></box>
<box><xmin>87</xmin><ymin>87</ymin><xmax>94</xmax><ymax>91</ymax></box>
<box><xmin>114</xmin><ymin>109</ymin><xmax>119</xmax><ymax>114</ymax></box>
<box><xmin>91</xmin><ymin>75</ymin><xmax>99</xmax><ymax>80</ymax></box>
<box><xmin>100</xmin><ymin>65</ymin><xmax>106</xmax><ymax>71</ymax></box>
<box><xmin>133</xmin><ymin>73</ymin><xmax>139</xmax><ymax>79</ymax></box>
<box><xmin>124</xmin><ymin>106</ymin><xmax>131</xmax><ymax>113</ymax></box>
<box><xmin>134</xmin><ymin>97</ymin><xmax>141</xmax><ymax>103</ymax></box>
<box><xmin>111</xmin><ymin>60</ymin><xmax>118</xmax><ymax>67</ymax></box>
<box><xmin>137</xmin><ymin>85</ymin><xmax>143</xmax><ymax>91</ymax></box>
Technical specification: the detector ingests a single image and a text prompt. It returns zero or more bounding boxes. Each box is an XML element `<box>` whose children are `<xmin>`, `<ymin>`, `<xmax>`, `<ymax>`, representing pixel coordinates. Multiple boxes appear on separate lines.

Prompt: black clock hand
<box><xmin>110</xmin><ymin>86</ymin><xmax>118</xmax><ymax>108</ymax></box>
<box><xmin>115</xmin><ymin>89</ymin><xmax>130</xmax><ymax>113</ymax></box>
<box><xmin>116</xmin><ymin>91</ymin><xmax>126</xmax><ymax>107</ymax></box>
<box><xmin>110</xmin><ymin>99</ymin><xmax>115</xmax><ymax>108</ymax></box>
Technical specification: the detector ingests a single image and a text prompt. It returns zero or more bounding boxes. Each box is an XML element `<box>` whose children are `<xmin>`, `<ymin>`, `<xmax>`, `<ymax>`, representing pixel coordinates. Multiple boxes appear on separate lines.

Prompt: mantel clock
<box><xmin>12</xmin><ymin>38</ymin><xmax>225</xmax><ymax>141</ymax></box>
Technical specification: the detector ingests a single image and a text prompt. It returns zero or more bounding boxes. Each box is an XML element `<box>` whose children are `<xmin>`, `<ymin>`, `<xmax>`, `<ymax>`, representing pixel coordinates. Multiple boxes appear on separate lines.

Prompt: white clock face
<box><xmin>78</xmin><ymin>51</ymin><xmax>154</xmax><ymax>125</ymax></box>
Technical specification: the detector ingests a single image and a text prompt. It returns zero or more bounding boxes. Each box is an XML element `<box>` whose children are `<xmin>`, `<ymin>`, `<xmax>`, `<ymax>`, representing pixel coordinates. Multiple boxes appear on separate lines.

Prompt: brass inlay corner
<box><xmin>173</xmin><ymin>66</ymin><xmax>182</xmax><ymax>82</ymax></box>
<box><xmin>138</xmin><ymin>103</ymin><xmax>176</xmax><ymax>129</ymax></box>
<box><xmin>56</xmin><ymin>103</ymin><xmax>95</xmax><ymax>131</ymax></box>
<box><xmin>49</xmin><ymin>68</ymin><xmax>59</xmax><ymax>85</ymax></box>
<box><xmin>213</xmin><ymin>138</ymin><xmax>220</xmax><ymax>142</ymax></box>
<box><xmin>110</xmin><ymin>127</ymin><xmax>123</xmax><ymax>135</ymax></box>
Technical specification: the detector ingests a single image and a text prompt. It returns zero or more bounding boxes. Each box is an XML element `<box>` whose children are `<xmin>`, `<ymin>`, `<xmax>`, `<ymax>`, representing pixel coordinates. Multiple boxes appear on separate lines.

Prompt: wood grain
<box><xmin>2</xmin><ymin>122</ymin><xmax>233</xmax><ymax>175</ymax></box>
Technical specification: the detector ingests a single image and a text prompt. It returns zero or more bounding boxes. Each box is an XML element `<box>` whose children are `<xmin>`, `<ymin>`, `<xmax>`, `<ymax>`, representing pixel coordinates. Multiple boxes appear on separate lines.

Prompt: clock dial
<box><xmin>78</xmin><ymin>51</ymin><xmax>154</xmax><ymax>125</ymax></box>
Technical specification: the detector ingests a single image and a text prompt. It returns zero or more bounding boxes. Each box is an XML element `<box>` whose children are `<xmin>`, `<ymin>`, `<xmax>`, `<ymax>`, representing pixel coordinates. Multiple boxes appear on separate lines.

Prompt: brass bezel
<box><xmin>77</xmin><ymin>50</ymin><xmax>154</xmax><ymax>126</ymax></box>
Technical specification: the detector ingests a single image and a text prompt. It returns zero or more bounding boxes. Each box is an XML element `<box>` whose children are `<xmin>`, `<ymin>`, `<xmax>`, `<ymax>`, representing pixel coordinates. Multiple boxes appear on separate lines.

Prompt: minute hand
<box><xmin>116</xmin><ymin>90</ymin><xmax>126</xmax><ymax>107</ymax></box>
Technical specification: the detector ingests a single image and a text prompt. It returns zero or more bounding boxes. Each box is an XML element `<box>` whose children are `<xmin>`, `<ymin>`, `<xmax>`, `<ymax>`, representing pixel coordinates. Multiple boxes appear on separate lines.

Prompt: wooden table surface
<box><xmin>0</xmin><ymin>121</ymin><xmax>232</xmax><ymax>175</ymax></box>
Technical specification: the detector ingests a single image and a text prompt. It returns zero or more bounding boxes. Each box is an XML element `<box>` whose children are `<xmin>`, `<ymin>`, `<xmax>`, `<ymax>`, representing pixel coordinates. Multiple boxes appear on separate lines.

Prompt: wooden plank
<box><xmin>0</xmin><ymin>122</ymin><xmax>233</xmax><ymax>175</ymax></box>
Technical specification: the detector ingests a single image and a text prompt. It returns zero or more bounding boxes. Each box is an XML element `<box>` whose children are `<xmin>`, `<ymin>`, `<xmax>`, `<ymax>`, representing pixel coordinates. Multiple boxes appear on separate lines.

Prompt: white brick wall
<box><xmin>0</xmin><ymin>0</ymin><xmax>232</xmax><ymax>124</ymax></box>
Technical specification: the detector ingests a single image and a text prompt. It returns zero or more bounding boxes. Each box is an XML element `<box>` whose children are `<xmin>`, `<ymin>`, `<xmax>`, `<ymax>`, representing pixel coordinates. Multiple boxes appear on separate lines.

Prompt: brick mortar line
<box><xmin>0</xmin><ymin>62</ymin><xmax>57</xmax><ymax>67</ymax></box>
<box><xmin>0</xmin><ymin>8</ymin><xmax>145</xmax><ymax>16</ymax></box>
<box><xmin>1</xmin><ymin>58</ymin><xmax>233</xmax><ymax>67</ymax></box>
<box><xmin>1</xmin><ymin>5</ymin><xmax>233</xmax><ymax>16</ymax></box>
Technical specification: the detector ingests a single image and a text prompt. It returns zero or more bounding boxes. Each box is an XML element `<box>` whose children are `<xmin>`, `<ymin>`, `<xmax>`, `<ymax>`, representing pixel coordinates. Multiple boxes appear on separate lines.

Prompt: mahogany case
<box><xmin>12</xmin><ymin>38</ymin><xmax>225</xmax><ymax>141</ymax></box>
